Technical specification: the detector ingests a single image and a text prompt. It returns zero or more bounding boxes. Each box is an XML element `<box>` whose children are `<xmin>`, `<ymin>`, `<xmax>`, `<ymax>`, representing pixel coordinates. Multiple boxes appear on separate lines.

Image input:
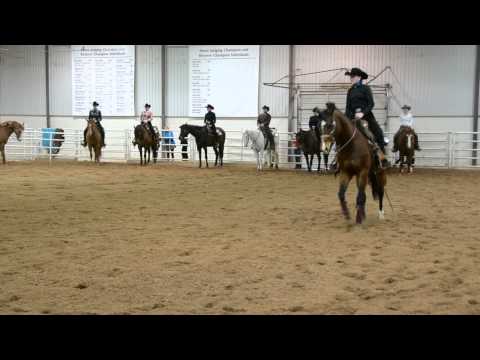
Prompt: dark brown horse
<box><xmin>321</xmin><ymin>103</ymin><xmax>387</xmax><ymax>224</ymax></box>
<box><xmin>0</xmin><ymin>121</ymin><xmax>24</xmax><ymax>164</ymax></box>
<box><xmin>85</xmin><ymin>119</ymin><xmax>102</xmax><ymax>163</ymax></box>
<box><xmin>133</xmin><ymin>124</ymin><xmax>160</xmax><ymax>165</ymax></box>
<box><xmin>397</xmin><ymin>127</ymin><xmax>416</xmax><ymax>173</ymax></box>
<box><xmin>295</xmin><ymin>129</ymin><xmax>330</xmax><ymax>172</ymax></box>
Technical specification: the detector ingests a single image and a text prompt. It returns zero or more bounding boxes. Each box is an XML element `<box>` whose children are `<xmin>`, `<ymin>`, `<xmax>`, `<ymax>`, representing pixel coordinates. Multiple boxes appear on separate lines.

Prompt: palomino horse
<box><xmin>295</xmin><ymin>129</ymin><xmax>330</xmax><ymax>172</ymax></box>
<box><xmin>321</xmin><ymin>103</ymin><xmax>387</xmax><ymax>224</ymax></box>
<box><xmin>179</xmin><ymin>124</ymin><xmax>225</xmax><ymax>168</ymax></box>
<box><xmin>0</xmin><ymin>121</ymin><xmax>24</xmax><ymax>164</ymax></box>
<box><xmin>133</xmin><ymin>124</ymin><xmax>160</xmax><ymax>165</ymax></box>
<box><xmin>85</xmin><ymin>119</ymin><xmax>102</xmax><ymax>163</ymax></box>
<box><xmin>397</xmin><ymin>127</ymin><xmax>416</xmax><ymax>173</ymax></box>
<box><xmin>243</xmin><ymin>129</ymin><xmax>279</xmax><ymax>171</ymax></box>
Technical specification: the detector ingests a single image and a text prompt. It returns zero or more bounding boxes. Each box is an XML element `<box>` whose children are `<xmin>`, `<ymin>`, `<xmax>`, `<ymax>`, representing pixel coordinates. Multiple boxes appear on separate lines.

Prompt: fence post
<box><xmin>450</xmin><ymin>132</ymin><xmax>456</xmax><ymax>168</ymax></box>
<box><xmin>240</xmin><ymin>130</ymin><xmax>244</xmax><ymax>162</ymax></box>
<box><xmin>125</xmin><ymin>129</ymin><xmax>130</xmax><ymax>163</ymax></box>
<box><xmin>49</xmin><ymin>130</ymin><xmax>53</xmax><ymax>164</ymax></box>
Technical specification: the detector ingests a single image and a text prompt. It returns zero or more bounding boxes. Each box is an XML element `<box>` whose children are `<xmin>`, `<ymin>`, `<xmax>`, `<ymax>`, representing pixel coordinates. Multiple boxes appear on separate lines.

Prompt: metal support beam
<box><xmin>161</xmin><ymin>45</ymin><xmax>167</xmax><ymax>129</ymax></box>
<box><xmin>45</xmin><ymin>45</ymin><xmax>50</xmax><ymax>128</ymax></box>
<box><xmin>288</xmin><ymin>45</ymin><xmax>295</xmax><ymax>133</ymax></box>
<box><xmin>473</xmin><ymin>45</ymin><xmax>480</xmax><ymax>166</ymax></box>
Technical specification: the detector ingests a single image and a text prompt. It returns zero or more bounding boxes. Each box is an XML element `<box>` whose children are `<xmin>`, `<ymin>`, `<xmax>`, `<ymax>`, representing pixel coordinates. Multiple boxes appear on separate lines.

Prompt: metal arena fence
<box><xmin>4</xmin><ymin>128</ymin><xmax>479</xmax><ymax>169</ymax></box>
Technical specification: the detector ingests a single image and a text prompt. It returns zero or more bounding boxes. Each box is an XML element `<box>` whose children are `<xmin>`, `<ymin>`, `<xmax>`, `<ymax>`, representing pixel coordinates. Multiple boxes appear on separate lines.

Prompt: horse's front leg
<box><xmin>1</xmin><ymin>145</ymin><xmax>5</xmax><ymax>164</ymax></box>
<box><xmin>198</xmin><ymin>147</ymin><xmax>202</xmax><ymax>168</ymax></box>
<box><xmin>139</xmin><ymin>147</ymin><xmax>143</xmax><ymax>165</ymax></box>
<box><xmin>204</xmin><ymin>147</ymin><xmax>209</xmax><ymax>168</ymax></box>
<box><xmin>304</xmin><ymin>153</ymin><xmax>310</xmax><ymax>172</ymax></box>
<box><xmin>324</xmin><ymin>153</ymin><xmax>329</xmax><ymax>172</ymax></box>
<box><xmin>355</xmin><ymin>170</ymin><xmax>368</xmax><ymax>224</ymax></box>
<box><xmin>89</xmin><ymin>145</ymin><xmax>93</xmax><ymax>161</ymax></box>
<box><xmin>317</xmin><ymin>152</ymin><xmax>321</xmax><ymax>172</ymax></box>
<box><xmin>338</xmin><ymin>171</ymin><xmax>353</xmax><ymax>220</ymax></box>
<box><xmin>408</xmin><ymin>152</ymin><xmax>414</xmax><ymax>173</ymax></box>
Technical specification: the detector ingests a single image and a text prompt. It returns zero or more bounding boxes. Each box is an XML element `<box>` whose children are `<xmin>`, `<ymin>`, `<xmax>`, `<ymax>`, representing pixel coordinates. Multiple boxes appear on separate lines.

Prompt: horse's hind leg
<box><xmin>324</xmin><ymin>153</ymin><xmax>329</xmax><ymax>172</ymax></box>
<box><xmin>304</xmin><ymin>154</ymin><xmax>311</xmax><ymax>172</ymax></box>
<box><xmin>338</xmin><ymin>172</ymin><xmax>352</xmax><ymax>220</ymax></box>
<box><xmin>355</xmin><ymin>170</ymin><xmax>368</xmax><ymax>224</ymax></box>
<box><xmin>1</xmin><ymin>146</ymin><xmax>5</xmax><ymax>164</ymax></box>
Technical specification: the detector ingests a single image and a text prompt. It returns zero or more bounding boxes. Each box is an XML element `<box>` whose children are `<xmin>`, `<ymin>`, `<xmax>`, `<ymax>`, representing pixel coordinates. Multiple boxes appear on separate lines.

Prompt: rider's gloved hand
<box><xmin>355</xmin><ymin>112</ymin><xmax>364</xmax><ymax>119</ymax></box>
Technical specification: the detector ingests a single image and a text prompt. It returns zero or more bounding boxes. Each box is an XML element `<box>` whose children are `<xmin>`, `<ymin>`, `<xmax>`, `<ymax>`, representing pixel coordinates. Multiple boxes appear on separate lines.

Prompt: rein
<box><xmin>330</xmin><ymin>126</ymin><xmax>357</xmax><ymax>155</ymax></box>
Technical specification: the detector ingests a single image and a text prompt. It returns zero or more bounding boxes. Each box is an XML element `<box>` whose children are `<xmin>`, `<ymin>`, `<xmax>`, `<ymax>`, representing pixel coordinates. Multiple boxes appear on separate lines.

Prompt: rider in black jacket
<box><xmin>258</xmin><ymin>105</ymin><xmax>275</xmax><ymax>150</ymax></box>
<box><xmin>309</xmin><ymin>107</ymin><xmax>322</xmax><ymax>142</ymax></box>
<box><xmin>204</xmin><ymin>104</ymin><xmax>217</xmax><ymax>142</ymax></box>
<box><xmin>345</xmin><ymin>68</ymin><xmax>389</xmax><ymax>167</ymax></box>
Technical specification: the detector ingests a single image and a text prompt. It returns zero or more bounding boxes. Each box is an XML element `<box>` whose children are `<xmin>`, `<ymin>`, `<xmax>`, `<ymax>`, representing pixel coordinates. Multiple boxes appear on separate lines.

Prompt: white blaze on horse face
<box><xmin>407</xmin><ymin>134</ymin><xmax>412</xmax><ymax>149</ymax></box>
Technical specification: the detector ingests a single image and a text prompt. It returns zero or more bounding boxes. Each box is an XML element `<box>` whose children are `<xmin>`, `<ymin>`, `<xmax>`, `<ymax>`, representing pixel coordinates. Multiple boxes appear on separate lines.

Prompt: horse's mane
<box><xmin>0</xmin><ymin>120</ymin><xmax>24</xmax><ymax>129</ymax></box>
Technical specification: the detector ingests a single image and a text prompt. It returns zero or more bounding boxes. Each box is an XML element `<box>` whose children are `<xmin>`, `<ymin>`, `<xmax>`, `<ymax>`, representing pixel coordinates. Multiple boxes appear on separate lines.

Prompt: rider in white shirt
<box><xmin>392</xmin><ymin>105</ymin><xmax>421</xmax><ymax>152</ymax></box>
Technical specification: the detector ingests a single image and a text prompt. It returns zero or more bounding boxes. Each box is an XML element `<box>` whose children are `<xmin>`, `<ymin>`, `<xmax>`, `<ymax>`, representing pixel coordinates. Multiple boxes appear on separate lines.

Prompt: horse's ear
<box><xmin>325</xmin><ymin>102</ymin><xmax>336</xmax><ymax>114</ymax></box>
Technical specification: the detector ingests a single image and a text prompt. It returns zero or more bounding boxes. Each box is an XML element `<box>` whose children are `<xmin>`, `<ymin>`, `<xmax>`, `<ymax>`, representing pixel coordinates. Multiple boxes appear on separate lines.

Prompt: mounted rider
<box><xmin>204</xmin><ymin>104</ymin><xmax>218</xmax><ymax>142</ymax></box>
<box><xmin>392</xmin><ymin>105</ymin><xmax>421</xmax><ymax>153</ymax></box>
<box><xmin>257</xmin><ymin>105</ymin><xmax>275</xmax><ymax>150</ymax></box>
<box><xmin>345</xmin><ymin>67</ymin><xmax>390</xmax><ymax>168</ymax></box>
<box><xmin>309</xmin><ymin>107</ymin><xmax>323</xmax><ymax>143</ymax></box>
<box><xmin>133</xmin><ymin>103</ymin><xmax>158</xmax><ymax>146</ymax></box>
<box><xmin>82</xmin><ymin>101</ymin><xmax>105</xmax><ymax>148</ymax></box>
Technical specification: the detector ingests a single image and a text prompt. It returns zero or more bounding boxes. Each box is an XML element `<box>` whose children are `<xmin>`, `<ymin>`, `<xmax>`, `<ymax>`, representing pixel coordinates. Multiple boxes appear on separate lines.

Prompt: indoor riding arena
<box><xmin>1</xmin><ymin>45</ymin><xmax>479</xmax><ymax>315</ymax></box>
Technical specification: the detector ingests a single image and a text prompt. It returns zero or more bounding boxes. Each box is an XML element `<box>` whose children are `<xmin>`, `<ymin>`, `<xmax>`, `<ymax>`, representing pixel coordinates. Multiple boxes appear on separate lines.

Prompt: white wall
<box><xmin>1</xmin><ymin>45</ymin><xmax>478</xmax><ymax>137</ymax></box>
<box><xmin>294</xmin><ymin>45</ymin><xmax>477</xmax><ymax>134</ymax></box>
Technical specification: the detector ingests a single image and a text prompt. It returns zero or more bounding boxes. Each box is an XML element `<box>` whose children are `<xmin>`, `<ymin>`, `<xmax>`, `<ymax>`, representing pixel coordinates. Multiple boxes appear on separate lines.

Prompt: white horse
<box><xmin>243</xmin><ymin>129</ymin><xmax>279</xmax><ymax>171</ymax></box>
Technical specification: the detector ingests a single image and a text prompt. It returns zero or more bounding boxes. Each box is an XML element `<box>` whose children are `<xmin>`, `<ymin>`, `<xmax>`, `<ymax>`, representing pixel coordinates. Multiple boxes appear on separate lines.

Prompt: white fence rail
<box><xmin>4</xmin><ymin>128</ymin><xmax>479</xmax><ymax>169</ymax></box>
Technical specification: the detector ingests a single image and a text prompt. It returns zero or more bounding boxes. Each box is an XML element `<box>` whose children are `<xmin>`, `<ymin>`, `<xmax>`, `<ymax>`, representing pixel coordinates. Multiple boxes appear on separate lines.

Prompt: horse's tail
<box><xmin>368</xmin><ymin>167</ymin><xmax>381</xmax><ymax>201</ymax></box>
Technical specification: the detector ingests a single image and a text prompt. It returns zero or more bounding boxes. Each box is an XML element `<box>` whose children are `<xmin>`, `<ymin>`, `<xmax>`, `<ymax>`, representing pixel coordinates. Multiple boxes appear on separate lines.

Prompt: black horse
<box><xmin>179</xmin><ymin>124</ymin><xmax>225</xmax><ymax>168</ymax></box>
<box><xmin>295</xmin><ymin>129</ymin><xmax>330</xmax><ymax>172</ymax></box>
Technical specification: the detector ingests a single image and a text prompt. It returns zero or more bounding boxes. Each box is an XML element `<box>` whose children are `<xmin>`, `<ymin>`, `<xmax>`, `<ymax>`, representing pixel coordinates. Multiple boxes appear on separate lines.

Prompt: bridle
<box><xmin>325</xmin><ymin>115</ymin><xmax>357</xmax><ymax>155</ymax></box>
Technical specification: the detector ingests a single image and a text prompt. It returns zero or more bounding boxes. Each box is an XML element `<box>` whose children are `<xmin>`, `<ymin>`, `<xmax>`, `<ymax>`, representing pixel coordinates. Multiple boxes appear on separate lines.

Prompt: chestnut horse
<box><xmin>397</xmin><ymin>127</ymin><xmax>416</xmax><ymax>173</ymax></box>
<box><xmin>321</xmin><ymin>103</ymin><xmax>387</xmax><ymax>224</ymax></box>
<box><xmin>0</xmin><ymin>121</ymin><xmax>24</xmax><ymax>164</ymax></box>
<box><xmin>85</xmin><ymin>119</ymin><xmax>102</xmax><ymax>163</ymax></box>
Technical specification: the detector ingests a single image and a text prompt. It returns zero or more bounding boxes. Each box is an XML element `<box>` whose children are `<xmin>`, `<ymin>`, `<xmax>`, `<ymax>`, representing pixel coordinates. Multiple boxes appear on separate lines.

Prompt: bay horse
<box><xmin>396</xmin><ymin>127</ymin><xmax>416</xmax><ymax>173</ymax></box>
<box><xmin>243</xmin><ymin>129</ymin><xmax>279</xmax><ymax>171</ymax></box>
<box><xmin>321</xmin><ymin>103</ymin><xmax>387</xmax><ymax>224</ymax></box>
<box><xmin>0</xmin><ymin>121</ymin><xmax>24</xmax><ymax>164</ymax></box>
<box><xmin>179</xmin><ymin>124</ymin><xmax>225</xmax><ymax>168</ymax></box>
<box><xmin>85</xmin><ymin>119</ymin><xmax>102</xmax><ymax>163</ymax></box>
<box><xmin>295</xmin><ymin>129</ymin><xmax>330</xmax><ymax>172</ymax></box>
<box><xmin>133</xmin><ymin>124</ymin><xmax>160</xmax><ymax>165</ymax></box>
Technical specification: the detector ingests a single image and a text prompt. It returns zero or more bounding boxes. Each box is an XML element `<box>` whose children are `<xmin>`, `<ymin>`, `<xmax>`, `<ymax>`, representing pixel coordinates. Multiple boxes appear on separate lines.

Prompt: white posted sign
<box><xmin>189</xmin><ymin>45</ymin><xmax>260</xmax><ymax>117</ymax></box>
<box><xmin>72</xmin><ymin>45</ymin><xmax>135</xmax><ymax>116</ymax></box>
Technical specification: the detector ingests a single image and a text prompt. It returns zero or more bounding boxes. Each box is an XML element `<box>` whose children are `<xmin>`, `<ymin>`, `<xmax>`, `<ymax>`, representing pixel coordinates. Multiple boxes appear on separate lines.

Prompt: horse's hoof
<box><xmin>378</xmin><ymin>210</ymin><xmax>385</xmax><ymax>220</ymax></box>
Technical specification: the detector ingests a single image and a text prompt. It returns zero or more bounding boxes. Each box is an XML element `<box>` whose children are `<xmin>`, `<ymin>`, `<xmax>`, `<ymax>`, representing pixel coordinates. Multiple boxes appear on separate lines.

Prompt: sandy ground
<box><xmin>1</xmin><ymin>160</ymin><xmax>480</xmax><ymax>314</ymax></box>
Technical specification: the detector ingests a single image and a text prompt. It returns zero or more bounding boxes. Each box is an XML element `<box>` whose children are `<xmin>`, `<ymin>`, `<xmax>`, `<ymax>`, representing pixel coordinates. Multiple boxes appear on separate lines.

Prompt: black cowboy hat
<box><xmin>206</xmin><ymin>104</ymin><xmax>214</xmax><ymax>110</ymax></box>
<box><xmin>93</xmin><ymin>101</ymin><xmax>99</xmax><ymax>106</ymax></box>
<box><xmin>262</xmin><ymin>105</ymin><xmax>270</xmax><ymax>111</ymax></box>
<box><xmin>345</xmin><ymin>68</ymin><xmax>368</xmax><ymax>80</ymax></box>
<box><xmin>145</xmin><ymin>103</ymin><xmax>151</xmax><ymax>108</ymax></box>
<box><xmin>401</xmin><ymin>105</ymin><xmax>411</xmax><ymax>110</ymax></box>
<box><xmin>312</xmin><ymin>106</ymin><xmax>320</xmax><ymax>113</ymax></box>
